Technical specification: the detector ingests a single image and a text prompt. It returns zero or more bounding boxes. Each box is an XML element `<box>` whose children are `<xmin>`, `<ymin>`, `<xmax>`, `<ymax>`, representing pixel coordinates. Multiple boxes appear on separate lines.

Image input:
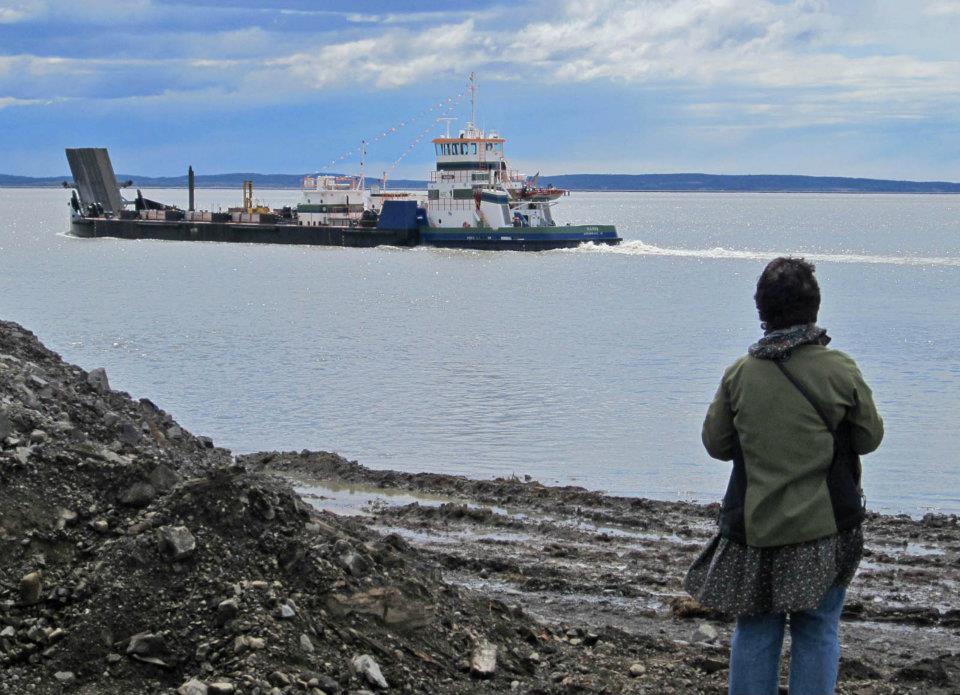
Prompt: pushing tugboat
<box><xmin>66</xmin><ymin>76</ymin><xmax>620</xmax><ymax>251</ymax></box>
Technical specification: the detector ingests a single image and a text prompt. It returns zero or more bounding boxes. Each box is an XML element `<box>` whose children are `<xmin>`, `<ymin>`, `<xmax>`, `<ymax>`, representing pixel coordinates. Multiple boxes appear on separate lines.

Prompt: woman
<box><xmin>685</xmin><ymin>257</ymin><xmax>883</xmax><ymax>695</ymax></box>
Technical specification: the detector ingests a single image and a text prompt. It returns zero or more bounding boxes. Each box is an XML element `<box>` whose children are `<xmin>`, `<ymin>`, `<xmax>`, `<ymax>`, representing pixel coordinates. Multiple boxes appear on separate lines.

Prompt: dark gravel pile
<box><xmin>0</xmin><ymin>320</ymin><xmax>704</xmax><ymax>695</ymax></box>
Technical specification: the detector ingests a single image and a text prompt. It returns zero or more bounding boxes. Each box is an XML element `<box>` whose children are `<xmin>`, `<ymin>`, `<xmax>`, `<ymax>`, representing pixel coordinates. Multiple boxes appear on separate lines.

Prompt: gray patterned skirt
<box><xmin>683</xmin><ymin>525</ymin><xmax>863</xmax><ymax>616</ymax></box>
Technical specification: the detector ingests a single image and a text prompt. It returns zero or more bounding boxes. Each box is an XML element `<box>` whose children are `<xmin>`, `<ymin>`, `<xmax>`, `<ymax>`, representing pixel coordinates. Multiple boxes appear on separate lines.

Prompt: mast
<box><xmin>469</xmin><ymin>72</ymin><xmax>477</xmax><ymax>127</ymax></box>
<box><xmin>359</xmin><ymin>139</ymin><xmax>366</xmax><ymax>190</ymax></box>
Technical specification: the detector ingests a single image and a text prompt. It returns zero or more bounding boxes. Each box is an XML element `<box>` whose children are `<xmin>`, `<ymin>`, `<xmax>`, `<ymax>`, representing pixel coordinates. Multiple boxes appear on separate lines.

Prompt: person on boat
<box><xmin>684</xmin><ymin>256</ymin><xmax>884</xmax><ymax>695</ymax></box>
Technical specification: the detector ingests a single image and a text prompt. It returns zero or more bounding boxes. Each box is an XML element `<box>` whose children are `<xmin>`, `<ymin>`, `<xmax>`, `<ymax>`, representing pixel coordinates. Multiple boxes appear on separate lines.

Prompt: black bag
<box><xmin>775</xmin><ymin>360</ymin><xmax>867</xmax><ymax>531</ymax></box>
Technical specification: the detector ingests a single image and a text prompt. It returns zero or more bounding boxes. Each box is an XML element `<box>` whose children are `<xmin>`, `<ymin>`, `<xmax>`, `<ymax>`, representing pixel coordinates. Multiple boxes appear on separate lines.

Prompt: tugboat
<box><xmin>418</xmin><ymin>79</ymin><xmax>619</xmax><ymax>250</ymax></box>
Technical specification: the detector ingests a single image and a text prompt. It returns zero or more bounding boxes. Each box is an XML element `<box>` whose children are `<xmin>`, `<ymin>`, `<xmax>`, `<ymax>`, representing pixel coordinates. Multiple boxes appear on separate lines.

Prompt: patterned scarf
<box><xmin>748</xmin><ymin>323</ymin><xmax>831</xmax><ymax>360</ymax></box>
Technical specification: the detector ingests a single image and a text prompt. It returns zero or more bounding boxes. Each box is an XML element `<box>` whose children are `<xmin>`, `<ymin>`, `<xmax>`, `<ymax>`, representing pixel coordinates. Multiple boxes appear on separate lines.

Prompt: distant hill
<box><xmin>539</xmin><ymin>173</ymin><xmax>960</xmax><ymax>193</ymax></box>
<box><xmin>2</xmin><ymin>171</ymin><xmax>959</xmax><ymax>193</ymax></box>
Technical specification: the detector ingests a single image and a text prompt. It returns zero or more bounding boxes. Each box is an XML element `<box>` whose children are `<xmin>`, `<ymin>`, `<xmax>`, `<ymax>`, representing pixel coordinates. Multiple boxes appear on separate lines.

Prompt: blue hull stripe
<box><xmin>420</xmin><ymin>225</ymin><xmax>618</xmax><ymax>243</ymax></box>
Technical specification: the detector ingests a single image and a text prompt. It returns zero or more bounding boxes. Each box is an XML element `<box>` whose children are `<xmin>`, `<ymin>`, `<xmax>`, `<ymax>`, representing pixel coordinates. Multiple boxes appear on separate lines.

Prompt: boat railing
<box><xmin>426</xmin><ymin>199</ymin><xmax>486</xmax><ymax>211</ymax></box>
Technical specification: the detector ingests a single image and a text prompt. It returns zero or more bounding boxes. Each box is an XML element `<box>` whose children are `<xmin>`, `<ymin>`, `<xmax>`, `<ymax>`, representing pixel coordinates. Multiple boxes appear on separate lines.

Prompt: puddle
<box><xmin>298</xmin><ymin>481</ymin><xmax>467</xmax><ymax>517</ymax></box>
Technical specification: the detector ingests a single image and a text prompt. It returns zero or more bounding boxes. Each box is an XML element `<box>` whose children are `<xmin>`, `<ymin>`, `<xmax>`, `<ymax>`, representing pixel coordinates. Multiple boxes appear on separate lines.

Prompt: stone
<box><xmin>279</xmin><ymin>603</ymin><xmax>296</xmax><ymax>619</ymax></box>
<box><xmin>315</xmin><ymin>674</ymin><xmax>340</xmax><ymax>694</ymax></box>
<box><xmin>53</xmin><ymin>671</ymin><xmax>75</xmax><ymax>684</ymax></box>
<box><xmin>118</xmin><ymin>421</ymin><xmax>141</xmax><ymax>446</ymax></box>
<box><xmin>0</xmin><ymin>410</ymin><xmax>13</xmax><ymax>440</ymax></box>
<box><xmin>178</xmin><ymin>678</ymin><xmax>209</xmax><ymax>695</ymax></box>
<box><xmin>166</xmin><ymin>425</ymin><xmax>184</xmax><ymax>440</ymax></box>
<box><xmin>338</xmin><ymin>550</ymin><xmax>374</xmax><ymax>576</ymax></box>
<box><xmin>268</xmin><ymin>671</ymin><xmax>290</xmax><ymax>686</ymax></box>
<box><xmin>0</xmin><ymin>626</ymin><xmax>15</xmax><ymax>638</ymax></box>
<box><xmin>697</xmin><ymin>623</ymin><xmax>719</xmax><ymax>641</ymax></box>
<box><xmin>103</xmin><ymin>411</ymin><xmax>120</xmax><ymax>428</ymax></box>
<box><xmin>126</xmin><ymin>632</ymin><xmax>164</xmax><ymax>657</ymax></box>
<box><xmin>233</xmin><ymin>635</ymin><xmax>265</xmax><ymax>653</ymax></box>
<box><xmin>470</xmin><ymin>640</ymin><xmax>498</xmax><ymax>679</ymax></box>
<box><xmin>351</xmin><ymin>654</ymin><xmax>388</xmax><ymax>689</ymax></box>
<box><xmin>91</xmin><ymin>518</ymin><xmax>109</xmax><ymax>533</ymax></box>
<box><xmin>198</xmin><ymin>436</ymin><xmax>214</xmax><ymax>448</ymax></box>
<box><xmin>208</xmin><ymin>683</ymin><xmax>235</xmax><ymax>695</ymax></box>
<box><xmin>19</xmin><ymin>570</ymin><xmax>42</xmax><ymax>605</ymax></box>
<box><xmin>120</xmin><ymin>482</ymin><xmax>157</xmax><ymax>507</ymax></box>
<box><xmin>28</xmin><ymin>429</ymin><xmax>47</xmax><ymax>443</ymax></box>
<box><xmin>87</xmin><ymin>367</ymin><xmax>110</xmax><ymax>392</ymax></box>
<box><xmin>299</xmin><ymin>633</ymin><xmax>314</xmax><ymax>654</ymax></box>
<box><xmin>217</xmin><ymin>598</ymin><xmax>239</xmax><ymax>624</ymax></box>
<box><xmin>157</xmin><ymin>526</ymin><xmax>197</xmax><ymax>560</ymax></box>
<box><xmin>629</xmin><ymin>663</ymin><xmax>646</xmax><ymax>677</ymax></box>
<box><xmin>28</xmin><ymin>375</ymin><xmax>49</xmax><ymax>390</ymax></box>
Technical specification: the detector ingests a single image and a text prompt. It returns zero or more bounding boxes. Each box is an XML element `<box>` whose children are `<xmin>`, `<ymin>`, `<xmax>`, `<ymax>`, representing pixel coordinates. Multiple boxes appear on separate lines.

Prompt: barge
<box><xmin>66</xmin><ymin>86</ymin><xmax>620</xmax><ymax>251</ymax></box>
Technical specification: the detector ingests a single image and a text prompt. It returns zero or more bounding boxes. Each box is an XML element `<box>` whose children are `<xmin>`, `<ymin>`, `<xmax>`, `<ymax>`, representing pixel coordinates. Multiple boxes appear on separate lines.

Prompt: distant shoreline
<box><xmin>3</xmin><ymin>171</ymin><xmax>960</xmax><ymax>194</ymax></box>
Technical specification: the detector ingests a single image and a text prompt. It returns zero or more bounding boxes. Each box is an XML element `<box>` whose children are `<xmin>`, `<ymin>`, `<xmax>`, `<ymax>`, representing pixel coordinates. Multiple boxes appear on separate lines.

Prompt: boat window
<box><xmin>460</xmin><ymin>143</ymin><xmax>468</xmax><ymax>155</ymax></box>
<box><xmin>485</xmin><ymin>143</ymin><xmax>492</xmax><ymax>152</ymax></box>
<box><xmin>471</xmin><ymin>143</ymin><xmax>477</xmax><ymax>154</ymax></box>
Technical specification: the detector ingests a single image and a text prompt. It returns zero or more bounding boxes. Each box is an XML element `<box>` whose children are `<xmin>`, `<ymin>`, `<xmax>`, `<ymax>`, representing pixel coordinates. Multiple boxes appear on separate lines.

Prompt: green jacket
<box><xmin>703</xmin><ymin>345</ymin><xmax>884</xmax><ymax>547</ymax></box>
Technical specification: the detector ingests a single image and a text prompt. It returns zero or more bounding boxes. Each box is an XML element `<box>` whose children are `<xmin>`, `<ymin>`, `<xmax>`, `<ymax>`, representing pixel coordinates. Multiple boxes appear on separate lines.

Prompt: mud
<box><xmin>242</xmin><ymin>450</ymin><xmax>960</xmax><ymax>694</ymax></box>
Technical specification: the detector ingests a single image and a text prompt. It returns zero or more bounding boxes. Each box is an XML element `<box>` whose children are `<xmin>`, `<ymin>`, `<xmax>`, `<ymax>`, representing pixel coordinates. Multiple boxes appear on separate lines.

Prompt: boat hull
<box><xmin>68</xmin><ymin>219</ymin><xmax>621</xmax><ymax>251</ymax></box>
<box><xmin>419</xmin><ymin>225</ymin><xmax>620</xmax><ymax>251</ymax></box>
<box><xmin>70</xmin><ymin>218</ymin><xmax>417</xmax><ymax>247</ymax></box>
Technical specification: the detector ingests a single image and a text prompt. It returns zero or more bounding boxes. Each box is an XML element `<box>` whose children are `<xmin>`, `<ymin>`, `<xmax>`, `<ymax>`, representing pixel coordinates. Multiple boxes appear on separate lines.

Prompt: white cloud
<box><xmin>3</xmin><ymin>0</ymin><xmax>960</xmax><ymax>131</ymax></box>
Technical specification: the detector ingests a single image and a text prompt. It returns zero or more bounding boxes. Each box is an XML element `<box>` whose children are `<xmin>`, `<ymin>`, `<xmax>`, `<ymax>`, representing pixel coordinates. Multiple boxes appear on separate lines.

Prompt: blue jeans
<box><xmin>729</xmin><ymin>585</ymin><xmax>845</xmax><ymax>695</ymax></box>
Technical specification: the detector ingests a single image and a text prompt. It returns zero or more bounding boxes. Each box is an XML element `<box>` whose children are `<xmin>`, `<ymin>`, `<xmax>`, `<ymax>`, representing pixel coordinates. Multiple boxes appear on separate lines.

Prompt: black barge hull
<box><xmin>69</xmin><ymin>218</ymin><xmax>622</xmax><ymax>251</ymax></box>
<box><xmin>70</xmin><ymin>218</ymin><xmax>418</xmax><ymax>247</ymax></box>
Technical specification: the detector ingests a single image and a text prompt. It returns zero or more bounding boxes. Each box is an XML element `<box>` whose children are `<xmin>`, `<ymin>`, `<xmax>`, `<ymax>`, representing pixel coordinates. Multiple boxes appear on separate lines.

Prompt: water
<box><xmin>1</xmin><ymin>188</ymin><xmax>958</xmax><ymax>515</ymax></box>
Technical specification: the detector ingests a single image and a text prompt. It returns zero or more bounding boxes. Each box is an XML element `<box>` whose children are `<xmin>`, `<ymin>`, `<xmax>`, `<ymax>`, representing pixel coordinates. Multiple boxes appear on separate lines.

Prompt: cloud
<box><xmin>3</xmin><ymin>0</ymin><xmax>960</xmax><ymax>132</ymax></box>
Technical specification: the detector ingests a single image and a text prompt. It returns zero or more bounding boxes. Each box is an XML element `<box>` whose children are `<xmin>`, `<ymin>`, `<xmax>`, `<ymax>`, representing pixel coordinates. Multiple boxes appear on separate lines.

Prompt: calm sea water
<box><xmin>1</xmin><ymin>188</ymin><xmax>958</xmax><ymax>515</ymax></box>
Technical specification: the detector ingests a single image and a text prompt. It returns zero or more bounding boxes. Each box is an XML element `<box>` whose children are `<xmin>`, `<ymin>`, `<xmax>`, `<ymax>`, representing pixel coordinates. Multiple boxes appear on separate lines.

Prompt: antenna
<box><xmin>438</xmin><ymin>117</ymin><xmax>456</xmax><ymax>138</ymax></box>
<box><xmin>469</xmin><ymin>72</ymin><xmax>477</xmax><ymax>127</ymax></box>
<box><xmin>359</xmin><ymin>139</ymin><xmax>366</xmax><ymax>190</ymax></box>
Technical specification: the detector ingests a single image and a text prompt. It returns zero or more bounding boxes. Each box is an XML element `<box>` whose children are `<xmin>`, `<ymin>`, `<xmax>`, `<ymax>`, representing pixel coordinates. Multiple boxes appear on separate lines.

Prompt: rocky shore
<box><xmin>1</xmin><ymin>319</ymin><xmax>958</xmax><ymax>694</ymax></box>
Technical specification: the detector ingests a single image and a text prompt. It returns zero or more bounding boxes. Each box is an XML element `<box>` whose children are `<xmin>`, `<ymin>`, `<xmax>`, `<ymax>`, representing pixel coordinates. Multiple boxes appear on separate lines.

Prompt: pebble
<box><xmin>177</xmin><ymin>678</ymin><xmax>209</xmax><ymax>695</ymax></box>
<box><xmin>351</xmin><ymin>654</ymin><xmax>388</xmax><ymax>689</ymax></box>
<box><xmin>629</xmin><ymin>663</ymin><xmax>647</xmax><ymax>677</ymax></box>
<box><xmin>19</xmin><ymin>570</ymin><xmax>42</xmax><ymax>605</ymax></box>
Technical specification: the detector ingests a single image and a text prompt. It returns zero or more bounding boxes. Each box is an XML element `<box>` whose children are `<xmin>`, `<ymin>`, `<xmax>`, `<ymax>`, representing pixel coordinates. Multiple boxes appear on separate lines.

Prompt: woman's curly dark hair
<box><xmin>754</xmin><ymin>257</ymin><xmax>820</xmax><ymax>331</ymax></box>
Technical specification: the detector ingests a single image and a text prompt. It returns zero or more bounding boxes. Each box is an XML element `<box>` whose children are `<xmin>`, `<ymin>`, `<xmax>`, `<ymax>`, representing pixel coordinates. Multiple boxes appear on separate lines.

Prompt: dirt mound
<box><xmin>1</xmin><ymin>320</ymin><xmax>683</xmax><ymax>694</ymax></box>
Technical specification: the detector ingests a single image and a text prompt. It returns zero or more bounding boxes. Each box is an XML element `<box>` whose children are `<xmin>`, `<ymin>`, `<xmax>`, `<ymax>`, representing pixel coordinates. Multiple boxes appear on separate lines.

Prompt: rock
<box><xmin>87</xmin><ymin>367</ymin><xmax>110</xmax><ymax>393</ymax></box>
<box><xmin>697</xmin><ymin>623</ymin><xmax>719</xmax><ymax>641</ymax></box>
<box><xmin>299</xmin><ymin>633</ymin><xmax>314</xmax><ymax>654</ymax></box>
<box><xmin>0</xmin><ymin>626</ymin><xmax>15</xmax><ymax>638</ymax></box>
<box><xmin>217</xmin><ymin>598</ymin><xmax>239</xmax><ymax>624</ymax></box>
<box><xmin>693</xmin><ymin>656</ymin><xmax>728</xmax><ymax>674</ymax></box>
<box><xmin>0</xmin><ymin>410</ymin><xmax>13</xmax><ymax>439</ymax></box>
<box><xmin>53</xmin><ymin>671</ymin><xmax>75</xmax><ymax>684</ymax></box>
<box><xmin>629</xmin><ymin>663</ymin><xmax>646</xmax><ymax>677</ymax></box>
<box><xmin>19</xmin><ymin>570</ymin><xmax>42</xmax><ymax>605</ymax></box>
<box><xmin>118</xmin><ymin>421</ymin><xmax>141</xmax><ymax>446</ymax></box>
<box><xmin>120</xmin><ymin>482</ymin><xmax>157</xmax><ymax>507</ymax></box>
<box><xmin>178</xmin><ymin>678</ymin><xmax>209</xmax><ymax>695</ymax></box>
<box><xmin>103</xmin><ymin>411</ymin><xmax>120</xmax><ymax>428</ymax></box>
<box><xmin>166</xmin><ymin>425</ymin><xmax>184</xmax><ymax>440</ymax></box>
<box><xmin>351</xmin><ymin>654</ymin><xmax>388</xmax><ymax>689</ymax></box>
<box><xmin>338</xmin><ymin>550</ymin><xmax>373</xmax><ymax>576</ymax></box>
<box><xmin>470</xmin><ymin>640</ymin><xmax>498</xmax><ymax>679</ymax></box>
<box><xmin>126</xmin><ymin>632</ymin><xmax>164</xmax><ymax>657</ymax></box>
<box><xmin>29</xmin><ymin>429</ymin><xmax>46</xmax><ymax>443</ymax></box>
<box><xmin>315</xmin><ymin>674</ymin><xmax>340</xmax><ymax>694</ymax></box>
<box><xmin>90</xmin><ymin>518</ymin><xmax>109</xmax><ymax>533</ymax></box>
<box><xmin>268</xmin><ymin>671</ymin><xmax>290</xmax><ymax>686</ymax></box>
<box><xmin>233</xmin><ymin>635</ymin><xmax>265</xmax><ymax>653</ymax></box>
<box><xmin>198</xmin><ymin>436</ymin><xmax>214</xmax><ymax>448</ymax></box>
<box><xmin>157</xmin><ymin>525</ymin><xmax>197</xmax><ymax>560</ymax></box>
<box><xmin>208</xmin><ymin>683</ymin><xmax>235</xmax><ymax>695</ymax></box>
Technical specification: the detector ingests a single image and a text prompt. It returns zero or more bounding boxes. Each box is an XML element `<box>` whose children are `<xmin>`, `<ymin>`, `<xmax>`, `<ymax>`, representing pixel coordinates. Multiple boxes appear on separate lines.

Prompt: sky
<box><xmin>1</xmin><ymin>0</ymin><xmax>960</xmax><ymax>180</ymax></box>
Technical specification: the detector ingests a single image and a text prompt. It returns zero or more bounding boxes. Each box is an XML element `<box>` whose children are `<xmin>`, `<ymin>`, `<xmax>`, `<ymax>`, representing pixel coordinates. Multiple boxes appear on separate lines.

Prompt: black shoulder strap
<box><xmin>774</xmin><ymin>360</ymin><xmax>836</xmax><ymax>436</ymax></box>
